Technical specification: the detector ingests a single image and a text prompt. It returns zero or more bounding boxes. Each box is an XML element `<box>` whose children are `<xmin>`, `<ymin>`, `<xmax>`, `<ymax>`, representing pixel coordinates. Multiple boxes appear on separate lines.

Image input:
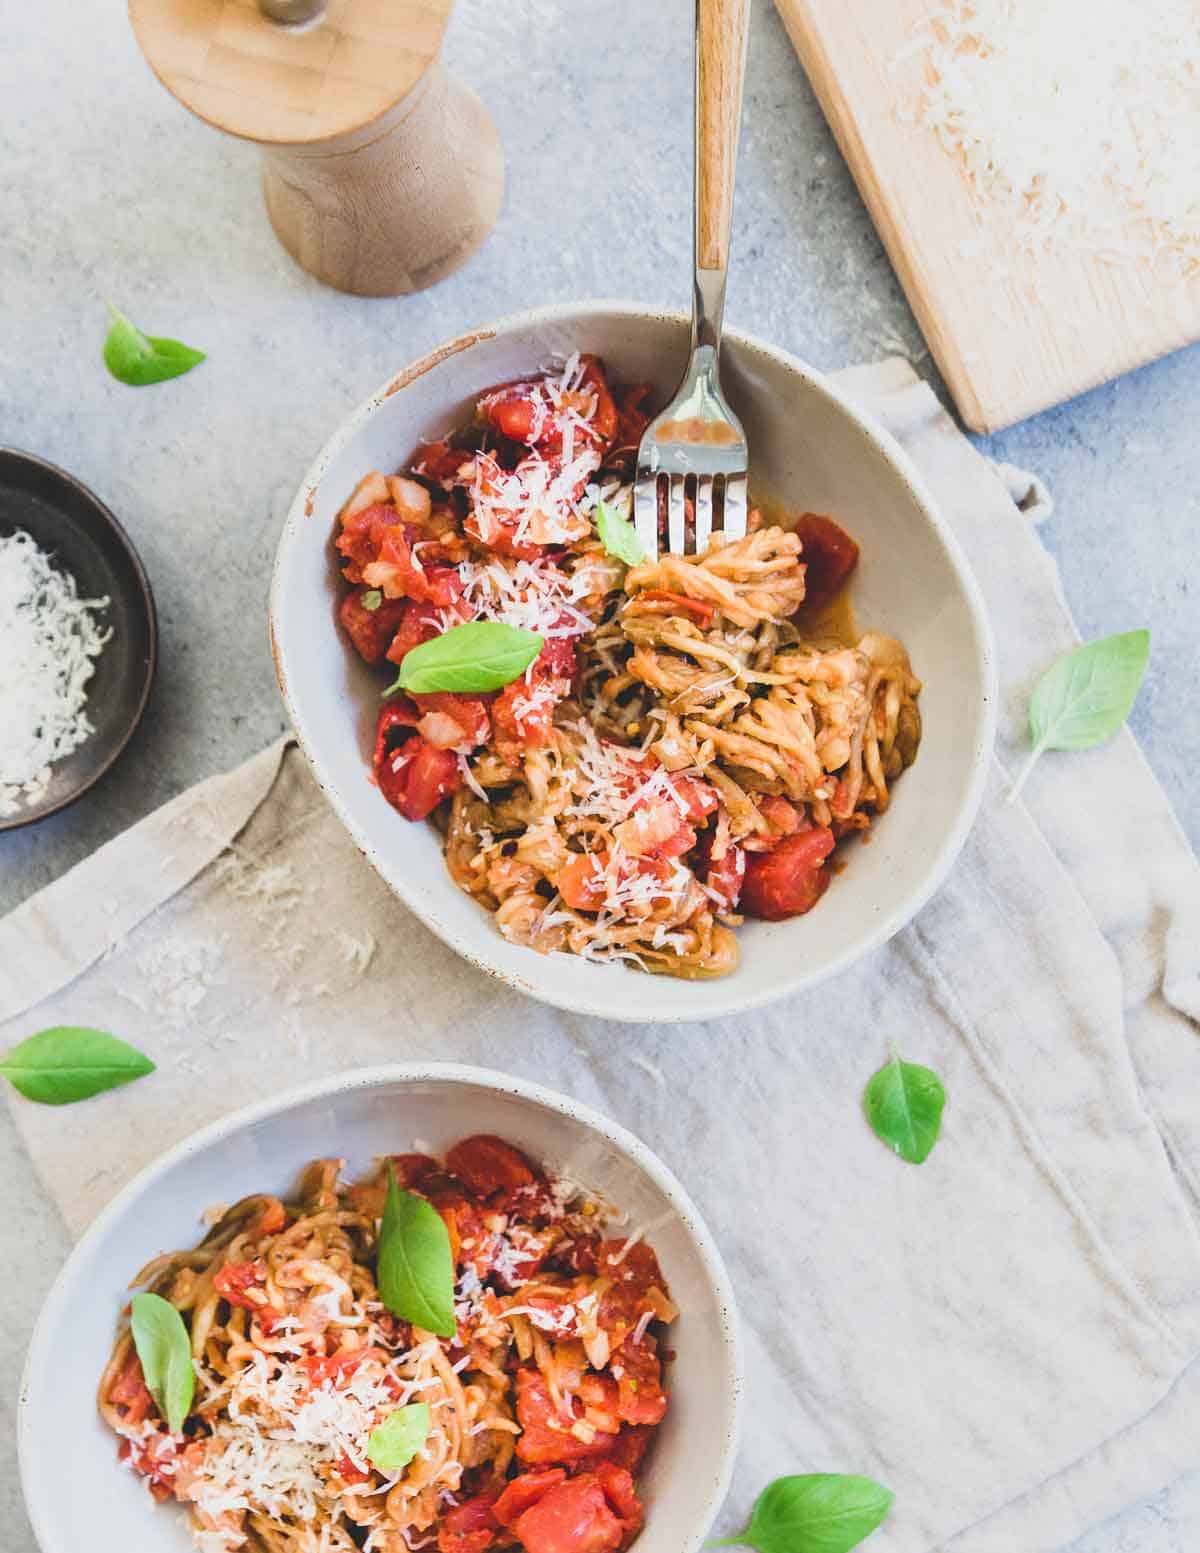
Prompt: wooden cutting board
<box><xmin>774</xmin><ymin>0</ymin><xmax>1200</xmax><ymax>432</ymax></box>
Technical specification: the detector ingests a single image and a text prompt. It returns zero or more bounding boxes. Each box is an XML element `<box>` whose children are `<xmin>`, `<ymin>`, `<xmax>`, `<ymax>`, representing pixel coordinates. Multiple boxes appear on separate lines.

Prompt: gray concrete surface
<box><xmin>1</xmin><ymin>0</ymin><xmax>1197</xmax><ymax>1548</ymax></box>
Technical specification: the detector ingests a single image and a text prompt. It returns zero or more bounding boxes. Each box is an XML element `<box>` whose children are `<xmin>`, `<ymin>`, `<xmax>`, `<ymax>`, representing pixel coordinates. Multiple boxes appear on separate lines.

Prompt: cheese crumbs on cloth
<box><xmin>0</xmin><ymin>529</ymin><xmax>111</xmax><ymax>816</ymax></box>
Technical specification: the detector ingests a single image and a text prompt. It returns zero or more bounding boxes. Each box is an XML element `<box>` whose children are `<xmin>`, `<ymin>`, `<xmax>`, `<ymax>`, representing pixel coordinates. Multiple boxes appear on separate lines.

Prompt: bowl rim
<box><xmin>18</xmin><ymin>1060</ymin><xmax>743</xmax><ymax>1553</ymax></box>
<box><xmin>0</xmin><ymin>446</ymin><xmax>159</xmax><ymax>832</ymax></box>
<box><xmin>269</xmin><ymin>299</ymin><xmax>997</xmax><ymax>1022</ymax></box>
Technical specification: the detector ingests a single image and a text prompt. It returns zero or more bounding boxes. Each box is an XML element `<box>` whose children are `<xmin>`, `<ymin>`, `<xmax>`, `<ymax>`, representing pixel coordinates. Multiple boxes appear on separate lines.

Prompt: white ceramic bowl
<box><xmin>270</xmin><ymin>302</ymin><xmax>995</xmax><ymax>1022</ymax></box>
<box><xmin>20</xmin><ymin>1064</ymin><xmax>741</xmax><ymax>1553</ymax></box>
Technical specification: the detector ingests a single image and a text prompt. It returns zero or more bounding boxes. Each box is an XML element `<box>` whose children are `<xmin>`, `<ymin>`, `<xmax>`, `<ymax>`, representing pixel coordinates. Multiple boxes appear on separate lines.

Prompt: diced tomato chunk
<box><xmin>304</xmin><ymin>1348</ymin><xmax>380</xmax><ymax>1389</ymax></box>
<box><xmin>793</xmin><ymin>512</ymin><xmax>860</xmax><ymax>613</ymax></box>
<box><xmin>577</xmin><ymin>355</ymin><xmax>619</xmax><ymax>446</ymax></box>
<box><xmin>671</xmin><ymin>773</ymin><xmax>719</xmax><ymax>823</ymax></box>
<box><xmin>250</xmin><ymin>1198</ymin><xmax>289</xmax><ymax>1236</ymax></box>
<box><xmin>598</xmin><ymin>1426</ymin><xmax>653</xmax><ymax>1478</ymax></box>
<box><xmin>614</xmin><ymin>1338</ymin><xmax>667</xmax><ymax>1426</ymax></box>
<box><xmin>493</xmin><ymin>1469</ymin><xmax>568</xmax><ymax>1527</ymax></box>
<box><xmin>695</xmin><ymin>830</ymin><xmax>744</xmax><ymax>912</ymax></box>
<box><xmin>413</xmin><ymin>440</ymin><xmax>470</xmax><ymax>490</ymax></box>
<box><xmin>213</xmin><ymin>1261</ymin><xmax>266</xmax><ymax>1311</ymax></box>
<box><xmin>337</xmin><ymin>502</ymin><xmax>395</xmax><ymax>582</ymax></box>
<box><xmin>595</xmin><ymin>1463</ymin><xmax>644</xmax><ymax>1540</ymax></box>
<box><xmin>109</xmin><ymin>1349</ymin><xmax>156</xmax><ymax>1426</ymax></box>
<box><xmin>339</xmin><ymin>590</ymin><xmax>409</xmax><ymax>663</ymax></box>
<box><xmin>438</xmin><ymin>1489</ymin><xmax>500</xmax><ymax>1553</ymax></box>
<box><xmin>515</xmin><ymin>1369</ymin><xmax>617</xmax><ymax>1466</ymax></box>
<box><xmin>413</xmin><ymin>692</ymin><xmax>492</xmax><ymax>752</ymax></box>
<box><xmin>556</xmin><ymin>852</ymin><xmax>607</xmax><ymax>911</ymax></box>
<box><xmin>446</xmin><ymin>1135</ymin><xmax>539</xmax><ymax>1199</ymax></box>
<box><xmin>741</xmin><ymin>827</ymin><xmax>836</xmax><ymax>920</ymax></box>
<box><xmin>374</xmin><ymin>718</ymin><xmax>463</xmax><ymax>821</ymax></box>
<box><xmin>632</xmin><ymin>590</ymin><xmax>715</xmax><ymax>627</ymax></box>
<box><xmin>389</xmin><ymin>1153</ymin><xmax>443</xmax><ymax>1190</ymax></box>
<box><xmin>512</xmin><ymin>1474</ymin><xmax>623</xmax><ymax>1553</ymax></box>
<box><xmin>596</xmin><ymin>1241</ymin><xmax>667</xmax><ymax>1334</ymax></box>
<box><xmin>334</xmin><ymin>1453</ymin><xmax>373</xmax><ymax>1485</ymax></box>
<box><xmin>492</xmin><ymin>638</ymin><xmax>575</xmax><ymax>755</ymax></box>
<box><xmin>385</xmin><ymin>603</ymin><xmax>444</xmax><ymax>666</ymax></box>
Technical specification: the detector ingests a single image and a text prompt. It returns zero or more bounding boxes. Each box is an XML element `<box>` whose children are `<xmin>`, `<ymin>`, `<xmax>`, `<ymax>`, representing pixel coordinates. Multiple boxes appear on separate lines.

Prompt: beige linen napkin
<box><xmin>3</xmin><ymin>361</ymin><xmax>1199</xmax><ymax>1553</ymax></box>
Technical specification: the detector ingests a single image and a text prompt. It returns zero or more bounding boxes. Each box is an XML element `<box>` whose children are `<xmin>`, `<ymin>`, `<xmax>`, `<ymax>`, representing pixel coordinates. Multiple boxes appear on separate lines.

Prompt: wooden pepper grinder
<box><xmin>128</xmin><ymin>0</ymin><xmax>504</xmax><ymax>296</ymax></box>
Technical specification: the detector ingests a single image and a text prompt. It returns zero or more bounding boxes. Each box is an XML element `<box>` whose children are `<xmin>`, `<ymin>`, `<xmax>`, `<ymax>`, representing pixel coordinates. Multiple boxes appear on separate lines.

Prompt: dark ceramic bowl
<box><xmin>0</xmin><ymin>450</ymin><xmax>156</xmax><ymax>830</ymax></box>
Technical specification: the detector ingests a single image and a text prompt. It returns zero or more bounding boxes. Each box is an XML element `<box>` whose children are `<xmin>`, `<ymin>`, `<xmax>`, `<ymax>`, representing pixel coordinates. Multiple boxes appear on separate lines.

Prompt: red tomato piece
<box><xmin>494</xmin><ymin>1469</ymin><xmax>568</xmax><ymax>1527</ymax></box>
<box><xmin>446</xmin><ymin>1135</ymin><xmax>539</xmax><ymax>1199</ymax></box>
<box><xmin>633</xmin><ymin>590</ymin><xmax>716</xmax><ymax>628</ymax></box>
<box><xmin>794</xmin><ymin>513</ymin><xmax>860</xmax><ymax>613</ymax></box>
<box><xmin>741</xmin><ymin>827</ymin><xmax>836</xmax><ymax>920</ymax></box>
<box><xmin>578</xmin><ymin>1373</ymin><xmax>621</xmax><ymax>1434</ymax></box>
<box><xmin>388</xmin><ymin>1153</ymin><xmax>443</xmax><ymax>1189</ymax></box>
<box><xmin>577</xmin><ymin>355</ymin><xmax>619</xmax><ymax>446</ymax></box>
<box><xmin>334</xmin><ymin>1453</ymin><xmax>373</xmax><ymax>1485</ymax></box>
<box><xmin>377</xmin><ymin>735</ymin><xmax>463</xmax><ymax>821</ymax></box>
<box><xmin>337</xmin><ymin>502</ymin><xmax>395</xmax><ymax>582</ymax></box>
<box><xmin>670</xmin><ymin>773</ymin><xmax>719</xmax><ymax>823</ymax></box>
<box><xmin>511</xmin><ymin>1475</ymin><xmax>623</xmax><ymax>1553</ymax></box>
<box><xmin>614</xmin><ymin>1338</ymin><xmax>667</xmax><ymax>1426</ymax></box>
<box><xmin>492</xmin><ymin>639</ymin><xmax>575</xmax><ymax>755</ymax></box>
<box><xmin>438</xmin><ymin>1489</ymin><xmax>501</xmax><ymax>1553</ymax></box>
<box><xmin>385</xmin><ymin>603</ymin><xmax>444</xmax><ymax>666</ymax></box>
<box><xmin>594</xmin><ymin>1463</ymin><xmax>644</xmax><ymax>1540</ymax></box>
<box><xmin>213</xmin><ymin>1261</ymin><xmax>267</xmax><ymax>1311</ymax></box>
<box><xmin>413</xmin><ymin>441</ymin><xmax>470</xmax><ymax>490</ymax></box>
<box><xmin>695</xmin><ymin>831</ymin><xmax>745</xmax><ymax>912</ymax></box>
<box><xmin>109</xmin><ymin>1349</ymin><xmax>156</xmax><ymax>1427</ymax></box>
<box><xmin>304</xmin><ymin>1347</ymin><xmax>386</xmax><ymax>1390</ymax></box>
<box><xmin>597</xmin><ymin>1426</ymin><xmax>653</xmax><ymax>1478</ymax></box>
<box><xmin>339</xmin><ymin>590</ymin><xmax>408</xmax><ymax>663</ymax></box>
<box><xmin>596</xmin><ymin>1242</ymin><xmax>667</xmax><ymax>1334</ymax></box>
<box><xmin>250</xmin><ymin>1198</ymin><xmax>288</xmax><ymax>1237</ymax></box>
<box><xmin>515</xmin><ymin>1369</ymin><xmax>618</xmax><ymax>1466</ymax></box>
<box><xmin>556</xmin><ymin>853</ymin><xmax>607</xmax><ymax>911</ymax></box>
<box><xmin>612</xmin><ymin>382</ymin><xmax>653</xmax><ymax>450</ymax></box>
<box><xmin>413</xmin><ymin>692</ymin><xmax>493</xmax><ymax>752</ymax></box>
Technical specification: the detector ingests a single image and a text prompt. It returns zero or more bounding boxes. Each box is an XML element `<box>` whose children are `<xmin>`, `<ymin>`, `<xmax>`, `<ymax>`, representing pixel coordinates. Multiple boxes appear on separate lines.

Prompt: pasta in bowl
<box><xmin>269</xmin><ymin>303</ymin><xmax>994</xmax><ymax>1022</ymax></box>
<box><xmin>333</xmin><ymin>356</ymin><xmax>922</xmax><ymax>981</ymax></box>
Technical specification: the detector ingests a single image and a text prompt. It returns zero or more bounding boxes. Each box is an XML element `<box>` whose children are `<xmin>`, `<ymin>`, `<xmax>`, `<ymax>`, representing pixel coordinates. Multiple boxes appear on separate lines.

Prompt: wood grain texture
<box><xmin>130</xmin><ymin>0</ymin><xmax>453</xmax><ymax>145</ymax></box>
<box><xmin>696</xmin><ymin>0</ymin><xmax>751</xmax><ymax>272</ymax></box>
<box><xmin>773</xmin><ymin>0</ymin><xmax>1200</xmax><ymax>432</ymax></box>
<box><xmin>262</xmin><ymin>62</ymin><xmax>504</xmax><ymax>296</ymax></box>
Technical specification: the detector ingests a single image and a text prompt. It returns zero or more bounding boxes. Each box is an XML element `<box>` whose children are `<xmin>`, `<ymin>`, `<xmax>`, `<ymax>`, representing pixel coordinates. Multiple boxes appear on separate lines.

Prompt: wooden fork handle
<box><xmin>695</xmin><ymin>0</ymin><xmax>751</xmax><ymax>274</ymax></box>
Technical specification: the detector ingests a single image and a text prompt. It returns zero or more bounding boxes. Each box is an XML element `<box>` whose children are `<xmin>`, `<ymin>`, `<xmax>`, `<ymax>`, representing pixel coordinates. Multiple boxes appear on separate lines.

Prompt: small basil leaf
<box><xmin>377</xmin><ymin>1165</ymin><xmax>456</xmax><ymax>1338</ymax></box>
<box><xmin>1008</xmin><ymin>629</ymin><xmax>1149</xmax><ymax>802</ymax></box>
<box><xmin>367</xmin><ymin>1401</ymin><xmax>431</xmax><ymax>1472</ymax></box>
<box><xmin>863</xmin><ymin>1050</ymin><xmax>946</xmax><ymax>1165</ymax></box>
<box><xmin>715</xmin><ymin>1473</ymin><xmax>894</xmax><ymax>1553</ymax></box>
<box><xmin>361</xmin><ymin>590</ymin><xmax>384</xmax><ymax>612</ymax></box>
<box><xmin>103</xmin><ymin>302</ymin><xmax>206</xmax><ymax>387</ymax></box>
<box><xmin>0</xmin><ymin>1026</ymin><xmax>155</xmax><ymax>1105</ymax></box>
<box><xmin>595</xmin><ymin>497</ymin><xmax>645</xmax><ymax>566</ymax></box>
<box><xmin>384</xmin><ymin>620</ymin><xmax>543</xmax><ymax>696</ymax></box>
<box><xmin>130</xmin><ymin>1292</ymin><xmax>195</xmax><ymax>1434</ymax></box>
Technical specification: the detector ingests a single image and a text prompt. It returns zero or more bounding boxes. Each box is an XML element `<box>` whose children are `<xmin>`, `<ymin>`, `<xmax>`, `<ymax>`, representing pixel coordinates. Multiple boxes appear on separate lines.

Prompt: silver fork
<box><xmin>634</xmin><ymin>0</ymin><xmax>752</xmax><ymax>561</ymax></box>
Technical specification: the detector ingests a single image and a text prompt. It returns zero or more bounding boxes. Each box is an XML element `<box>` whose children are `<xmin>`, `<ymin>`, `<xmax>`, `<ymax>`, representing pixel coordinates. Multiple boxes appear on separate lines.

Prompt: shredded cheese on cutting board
<box><xmin>907</xmin><ymin>0</ymin><xmax>1200</xmax><ymax>273</ymax></box>
<box><xmin>0</xmin><ymin>529</ymin><xmax>111</xmax><ymax>815</ymax></box>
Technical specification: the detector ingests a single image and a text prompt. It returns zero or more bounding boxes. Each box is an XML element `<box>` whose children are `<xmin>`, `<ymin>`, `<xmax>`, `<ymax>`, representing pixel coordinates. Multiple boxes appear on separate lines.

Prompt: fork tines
<box><xmin>633</xmin><ymin>468</ymin><xmax>748</xmax><ymax>561</ymax></box>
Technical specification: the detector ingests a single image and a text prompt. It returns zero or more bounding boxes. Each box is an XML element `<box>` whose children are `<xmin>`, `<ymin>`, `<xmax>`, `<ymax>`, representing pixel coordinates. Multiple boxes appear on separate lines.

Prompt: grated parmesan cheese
<box><xmin>0</xmin><ymin>529</ymin><xmax>111</xmax><ymax>815</ymax></box>
<box><xmin>904</xmin><ymin>0</ymin><xmax>1200</xmax><ymax>273</ymax></box>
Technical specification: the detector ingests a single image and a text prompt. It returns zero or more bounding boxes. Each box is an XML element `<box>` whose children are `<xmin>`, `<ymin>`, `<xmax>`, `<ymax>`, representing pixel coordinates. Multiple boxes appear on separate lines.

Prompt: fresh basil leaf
<box><xmin>103</xmin><ymin>302</ymin><xmax>206</xmax><ymax>387</ymax></box>
<box><xmin>863</xmin><ymin>1049</ymin><xmax>945</xmax><ymax>1165</ymax></box>
<box><xmin>595</xmin><ymin>497</ymin><xmax>645</xmax><ymax>566</ymax></box>
<box><xmin>0</xmin><ymin>1026</ymin><xmax>155</xmax><ymax>1105</ymax></box>
<box><xmin>361</xmin><ymin>590</ymin><xmax>384</xmax><ymax>612</ymax></box>
<box><xmin>130</xmin><ymin>1292</ymin><xmax>195</xmax><ymax>1434</ymax></box>
<box><xmin>384</xmin><ymin>620</ymin><xmax>543</xmax><ymax>696</ymax></box>
<box><xmin>367</xmin><ymin>1401</ymin><xmax>431</xmax><ymax>1472</ymax></box>
<box><xmin>714</xmin><ymin>1473</ymin><xmax>894</xmax><ymax>1553</ymax></box>
<box><xmin>1008</xmin><ymin>629</ymin><xmax>1149</xmax><ymax>802</ymax></box>
<box><xmin>377</xmin><ymin>1165</ymin><xmax>456</xmax><ymax>1337</ymax></box>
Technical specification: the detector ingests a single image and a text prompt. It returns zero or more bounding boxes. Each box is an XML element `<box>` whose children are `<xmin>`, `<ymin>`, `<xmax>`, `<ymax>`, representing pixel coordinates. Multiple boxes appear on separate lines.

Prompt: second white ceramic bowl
<box><xmin>270</xmin><ymin>302</ymin><xmax>995</xmax><ymax>1022</ymax></box>
<box><xmin>20</xmin><ymin>1064</ymin><xmax>741</xmax><ymax>1553</ymax></box>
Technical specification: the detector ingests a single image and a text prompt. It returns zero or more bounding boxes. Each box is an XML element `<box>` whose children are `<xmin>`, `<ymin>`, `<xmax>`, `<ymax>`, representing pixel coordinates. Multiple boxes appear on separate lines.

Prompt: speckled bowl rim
<box><xmin>19</xmin><ymin>1061</ymin><xmax>743</xmax><ymax>1553</ymax></box>
<box><xmin>270</xmin><ymin>300</ymin><xmax>997</xmax><ymax>1023</ymax></box>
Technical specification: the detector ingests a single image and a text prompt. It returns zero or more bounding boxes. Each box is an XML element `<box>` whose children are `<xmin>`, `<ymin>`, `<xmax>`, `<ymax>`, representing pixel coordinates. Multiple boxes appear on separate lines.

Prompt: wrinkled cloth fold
<box><xmin>3</xmin><ymin>360</ymin><xmax>1198</xmax><ymax>1553</ymax></box>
